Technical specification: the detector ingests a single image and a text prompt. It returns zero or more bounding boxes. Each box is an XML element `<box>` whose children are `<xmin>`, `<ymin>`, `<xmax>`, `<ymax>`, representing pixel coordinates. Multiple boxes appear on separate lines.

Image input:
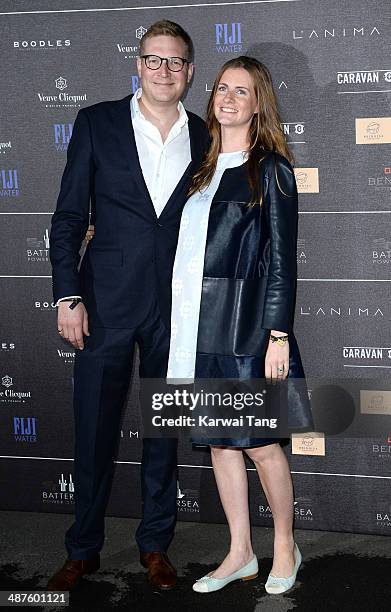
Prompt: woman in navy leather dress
<box><xmin>168</xmin><ymin>57</ymin><xmax>312</xmax><ymax>594</ymax></box>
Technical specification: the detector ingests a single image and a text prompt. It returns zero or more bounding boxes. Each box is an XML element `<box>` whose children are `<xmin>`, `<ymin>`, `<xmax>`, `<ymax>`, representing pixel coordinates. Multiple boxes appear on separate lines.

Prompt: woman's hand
<box><xmin>265</xmin><ymin>331</ymin><xmax>289</xmax><ymax>382</ymax></box>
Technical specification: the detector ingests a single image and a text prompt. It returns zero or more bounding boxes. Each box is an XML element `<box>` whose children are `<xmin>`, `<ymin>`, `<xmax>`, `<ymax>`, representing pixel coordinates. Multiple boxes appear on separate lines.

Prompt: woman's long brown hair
<box><xmin>189</xmin><ymin>56</ymin><xmax>293</xmax><ymax>205</ymax></box>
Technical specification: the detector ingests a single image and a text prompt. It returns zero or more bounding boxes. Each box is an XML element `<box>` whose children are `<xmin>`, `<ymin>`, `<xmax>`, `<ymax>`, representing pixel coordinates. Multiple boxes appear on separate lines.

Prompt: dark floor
<box><xmin>1</xmin><ymin>511</ymin><xmax>390</xmax><ymax>611</ymax></box>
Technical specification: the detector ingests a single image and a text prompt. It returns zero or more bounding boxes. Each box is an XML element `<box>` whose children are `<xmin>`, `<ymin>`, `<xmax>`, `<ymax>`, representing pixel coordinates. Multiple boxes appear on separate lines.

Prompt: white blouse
<box><xmin>167</xmin><ymin>150</ymin><xmax>247</xmax><ymax>382</ymax></box>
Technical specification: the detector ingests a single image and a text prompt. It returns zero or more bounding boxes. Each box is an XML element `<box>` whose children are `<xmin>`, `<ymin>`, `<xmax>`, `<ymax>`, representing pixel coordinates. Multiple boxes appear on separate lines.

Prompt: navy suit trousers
<box><xmin>65</xmin><ymin>301</ymin><xmax>177</xmax><ymax>559</ymax></box>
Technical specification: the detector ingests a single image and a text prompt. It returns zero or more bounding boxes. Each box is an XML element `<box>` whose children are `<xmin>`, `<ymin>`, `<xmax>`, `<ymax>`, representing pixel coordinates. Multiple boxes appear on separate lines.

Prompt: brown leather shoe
<box><xmin>47</xmin><ymin>556</ymin><xmax>100</xmax><ymax>591</ymax></box>
<box><xmin>140</xmin><ymin>552</ymin><xmax>177</xmax><ymax>590</ymax></box>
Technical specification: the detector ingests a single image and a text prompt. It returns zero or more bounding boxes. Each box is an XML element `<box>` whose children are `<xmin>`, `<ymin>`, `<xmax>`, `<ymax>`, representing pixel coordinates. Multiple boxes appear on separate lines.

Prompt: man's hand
<box><xmin>58</xmin><ymin>302</ymin><xmax>90</xmax><ymax>350</ymax></box>
<box><xmin>85</xmin><ymin>224</ymin><xmax>95</xmax><ymax>243</ymax></box>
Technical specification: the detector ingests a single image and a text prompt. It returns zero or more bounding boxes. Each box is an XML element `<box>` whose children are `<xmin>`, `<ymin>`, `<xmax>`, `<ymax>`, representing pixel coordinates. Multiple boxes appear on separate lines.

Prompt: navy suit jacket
<box><xmin>50</xmin><ymin>95</ymin><xmax>209</xmax><ymax>329</ymax></box>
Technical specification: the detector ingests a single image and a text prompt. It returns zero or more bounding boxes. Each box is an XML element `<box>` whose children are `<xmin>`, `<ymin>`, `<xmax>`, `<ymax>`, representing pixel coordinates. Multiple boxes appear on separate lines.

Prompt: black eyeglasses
<box><xmin>140</xmin><ymin>55</ymin><xmax>189</xmax><ymax>72</ymax></box>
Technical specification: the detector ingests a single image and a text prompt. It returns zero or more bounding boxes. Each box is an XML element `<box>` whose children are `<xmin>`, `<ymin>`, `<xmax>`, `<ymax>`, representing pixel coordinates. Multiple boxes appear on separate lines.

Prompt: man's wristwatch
<box><xmin>61</xmin><ymin>298</ymin><xmax>83</xmax><ymax>310</ymax></box>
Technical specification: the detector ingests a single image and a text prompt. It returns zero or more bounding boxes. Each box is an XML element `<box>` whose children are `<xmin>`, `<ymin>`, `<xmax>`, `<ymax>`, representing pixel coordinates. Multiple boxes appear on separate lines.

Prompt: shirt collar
<box><xmin>130</xmin><ymin>88</ymin><xmax>188</xmax><ymax>129</ymax></box>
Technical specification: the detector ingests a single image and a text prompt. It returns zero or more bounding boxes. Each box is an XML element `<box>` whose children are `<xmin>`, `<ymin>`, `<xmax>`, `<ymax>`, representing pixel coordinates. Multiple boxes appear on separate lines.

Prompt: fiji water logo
<box><xmin>13</xmin><ymin>416</ymin><xmax>37</xmax><ymax>442</ymax></box>
<box><xmin>130</xmin><ymin>76</ymin><xmax>140</xmax><ymax>94</ymax></box>
<box><xmin>215</xmin><ymin>23</ymin><xmax>242</xmax><ymax>53</ymax></box>
<box><xmin>0</xmin><ymin>169</ymin><xmax>19</xmax><ymax>197</ymax></box>
<box><xmin>53</xmin><ymin>123</ymin><xmax>73</xmax><ymax>151</ymax></box>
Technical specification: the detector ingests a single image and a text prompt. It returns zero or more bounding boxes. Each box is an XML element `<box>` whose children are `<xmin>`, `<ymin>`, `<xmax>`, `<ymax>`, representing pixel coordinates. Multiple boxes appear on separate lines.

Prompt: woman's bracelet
<box><xmin>270</xmin><ymin>334</ymin><xmax>289</xmax><ymax>346</ymax></box>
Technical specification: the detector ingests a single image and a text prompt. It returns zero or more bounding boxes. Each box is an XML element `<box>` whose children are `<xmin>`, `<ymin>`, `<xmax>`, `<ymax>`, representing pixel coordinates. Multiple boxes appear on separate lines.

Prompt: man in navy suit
<box><xmin>47</xmin><ymin>20</ymin><xmax>208</xmax><ymax>591</ymax></box>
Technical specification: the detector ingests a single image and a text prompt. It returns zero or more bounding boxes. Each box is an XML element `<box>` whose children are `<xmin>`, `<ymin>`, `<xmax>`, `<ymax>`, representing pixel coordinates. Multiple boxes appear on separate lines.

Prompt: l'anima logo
<box><xmin>292</xmin><ymin>26</ymin><xmax>381</xmax><ymax>40</ymax></box>
<box><xmin>299</xmin><ymin>305</ymin><xmax>384</xmax><ymax>317</ymax></box>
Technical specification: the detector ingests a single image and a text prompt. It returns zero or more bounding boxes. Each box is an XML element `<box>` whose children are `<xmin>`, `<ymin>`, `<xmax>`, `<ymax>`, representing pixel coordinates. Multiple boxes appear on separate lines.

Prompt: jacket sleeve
<box><xmin>50</xmin><ymin>109</ymin><xmax>93</xmax><ymax>302</ymax></box>
<box><xmin>261</xmin><ymin>153</ymin><xmax>298</xmax><ymax>333</ymax></box>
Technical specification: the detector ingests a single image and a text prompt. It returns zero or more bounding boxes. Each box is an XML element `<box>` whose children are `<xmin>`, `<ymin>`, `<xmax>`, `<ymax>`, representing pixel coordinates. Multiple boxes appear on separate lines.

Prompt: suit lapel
<box><xmin>117</xmin><ymin>95</ymin><xmax>157</xmax><ymax>219</ymax></box>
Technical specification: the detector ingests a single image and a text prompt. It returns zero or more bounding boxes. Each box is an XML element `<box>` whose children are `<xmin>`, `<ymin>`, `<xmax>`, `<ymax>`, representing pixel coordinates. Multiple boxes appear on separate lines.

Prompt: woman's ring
<box><xmin>277</xmin><ymin>367</ymin><xmax>284</xmax><ymax>373</ymax></box>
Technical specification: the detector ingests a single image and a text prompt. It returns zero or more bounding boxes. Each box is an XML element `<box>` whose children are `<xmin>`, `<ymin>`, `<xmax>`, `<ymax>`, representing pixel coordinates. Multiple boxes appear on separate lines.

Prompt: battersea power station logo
<box><xmin>215</xmin><ymin>23</ymin><xmax>242</xmax><ymax>53</ymax></box>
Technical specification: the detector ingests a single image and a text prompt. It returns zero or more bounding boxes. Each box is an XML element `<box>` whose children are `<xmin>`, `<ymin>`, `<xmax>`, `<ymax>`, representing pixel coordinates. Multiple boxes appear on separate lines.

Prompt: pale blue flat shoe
<box><xmin>265</xmin><ymin>543</ymin><xmax>302</xmax><ymax>594</ymax></box>
<box><xmin>192</xmin><ymin>555</ymin><xmax>258</xmax><ymax>593</ymax></box>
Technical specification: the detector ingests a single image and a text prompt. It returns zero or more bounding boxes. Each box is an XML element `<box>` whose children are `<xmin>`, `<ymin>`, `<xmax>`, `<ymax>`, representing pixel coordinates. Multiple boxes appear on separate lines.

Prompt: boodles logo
<box><xmin>215</xmin><ymin>23</ymin><xmax>242</xmax><ymax>53</ymax></box>
<box><xmin>1</xmin><ymin>342</ymin><xmax>15</xmax><ymax>352</ymax></box>
<box><xmin>14</xmin><ymin>39</ymin><xmax>71</xmax><ymax>50</ymax></box>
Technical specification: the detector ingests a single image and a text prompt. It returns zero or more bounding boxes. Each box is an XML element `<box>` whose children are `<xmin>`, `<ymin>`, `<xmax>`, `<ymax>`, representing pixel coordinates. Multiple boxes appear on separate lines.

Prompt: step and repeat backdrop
<box><xmin>1</xmin><ymin>0</ymin><xmax>390</xmax><ymax>535</ymax></box>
